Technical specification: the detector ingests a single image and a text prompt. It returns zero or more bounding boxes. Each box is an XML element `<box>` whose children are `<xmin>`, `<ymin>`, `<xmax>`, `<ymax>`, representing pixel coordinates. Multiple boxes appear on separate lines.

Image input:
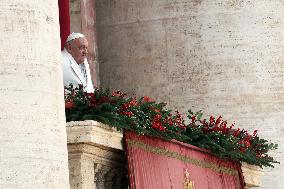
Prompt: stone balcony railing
<box><xmin>67</xmin><ymin>121</ymin><xmax>128</xmax><ymax>189</ymax></box>
<box><xmin>241</xmin><ymin>162</ymin><xmax>264</xmax><ymax>189</ymax></box>
<box><xmin>66</xmin><ymin>121</ymin><xmax>264</xmax><ymax>189</ymax></box>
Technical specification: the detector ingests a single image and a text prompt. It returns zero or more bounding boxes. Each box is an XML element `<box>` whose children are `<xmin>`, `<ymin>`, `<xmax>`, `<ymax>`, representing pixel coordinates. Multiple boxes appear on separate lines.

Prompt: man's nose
<box><xmin>83</xmin><ymin>48</ymin><xmax>88</xmax><ymax>54</ymax></box>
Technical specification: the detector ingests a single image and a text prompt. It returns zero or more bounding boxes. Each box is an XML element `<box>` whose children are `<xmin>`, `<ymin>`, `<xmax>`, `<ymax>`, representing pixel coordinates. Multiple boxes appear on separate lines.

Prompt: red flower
<box><xmin>120</xmin><ymin>98</ymin><xmax>137</xmax><ymax>111</ymax></box>
<box><xmin>89</xmin><ymin>97</ymin><xmax>97</xmax><ymax>105</ymax></box>
<box><xmin>215</xmin><ymin>116</ymin><xmax>222</xmax><ymax>126</ymax></box>
<box><xmin>220</xmin><ymin>121</ymin><xmax>228</xmax><ymax>134</ymax></box>
<box><xmin>209</xmin><ymin>116</ymin><xmax>215</xmax><ymax>124</ymax></box>
<box><xmin>65</xmin><ymin>100</ymin><xmax>75</xmax><ymax>109</ymax></box>
<box><xmin>151</xmin><ymin>121</ymin><xmax>165</xmax><ymax>131</ymax></box>
<box><xmin>202</xmin><ymin>126</ymin><xmax>209</xmax><ymax>134</ymax></box>
<box><xmin>143</xmin><ymin>96</ymin><xmax>154</xmax><ymax>102</ymax></box>
<box><xmin>233</xmin><ymin>128</ymin><xmax>241</xmax><ymax>137</ymax></box>
<box><xmin>87</xmin><ymin>92</ymin><xmax>94</xmax><ymax>97</ymax></box>
<box><xmin>238</xmin><ymin>138</ymin><xmax>251</xmax><ymax>148</ymax></box>
<box><xmin>112</xmin><ymin>90</ymin><xmax>126</xmax><ymax>98</ymax></box>
<box><xmin>165</xmin><ymin>117</ymin><xmax>174</xmax><ymax>126</ymax></box>
<box><xmin>153</xmin><ymin>114</ymin><xmax>162</xmax><ymax>120</ymax></box>
<box><xmin>240</xmin><ymin>147</ymin><xmax>246</xmax><ymax>153</ymax></box>
<box><xmin>256</xmin><ymin>154</ymin><xmax>261</xmax><ymax>158</ymax></box>
<box><xmin>101</xmin><ymin>96</ymin><xmax>109</xmax><ymax>103</ymax></box>
<box><xmin>151</xmin><ymin>114</ymin><xmax>166</xmax><ymax>131</ymax></box>
<box><xmin>120</xmin><ymin>111</ymin><xmax>134</xmax><ymax>117</ymax></box>
<box><xmin>229</xmin><ymin>122</ymin><xmax>235</xmax><ymax>129</ymax></box>
<box><xmin>129</xmin><ymin>98</ymin><xmax>137</xmax><ymax>106</ymax></box>
<box><xmin>191</xmin><ymin>115</ymin><xmax>196</xmax><ymax>123</ymax></box>
<box><xmin>173</xmin><ymin>111</ymin><xmax>187</xmax><ymax>129</ymax></box>
<box><xmin>244</xmin><ymin>140</ymin><xmax>251</xmax><ymax>148</ymax></box>
<box><xmin>253</xmin><ymin>130</ymin><xmax>258</xmax><ymax>137</ymax></box>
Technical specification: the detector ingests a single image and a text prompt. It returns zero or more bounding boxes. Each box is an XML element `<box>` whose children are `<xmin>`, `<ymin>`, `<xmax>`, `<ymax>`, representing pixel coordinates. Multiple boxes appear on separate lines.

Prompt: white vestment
<box><xmin>61</xmin><ymin>49</ymin><xmax>94</xmax><ymax>93</ymax></box>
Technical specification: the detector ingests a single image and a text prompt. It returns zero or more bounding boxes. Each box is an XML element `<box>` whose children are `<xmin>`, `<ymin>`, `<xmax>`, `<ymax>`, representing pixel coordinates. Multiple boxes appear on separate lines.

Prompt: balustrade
<box><xmin>67</xmin><ymin>121</ymin><xmax>263</xmax><ymax>189</ymax></box>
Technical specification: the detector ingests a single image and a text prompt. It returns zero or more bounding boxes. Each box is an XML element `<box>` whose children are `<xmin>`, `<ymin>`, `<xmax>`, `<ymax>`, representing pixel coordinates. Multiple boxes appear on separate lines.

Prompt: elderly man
<box><xmin>62</xmin><ymin>32</ymin><xmax>94</xmax><ymax>93</ymax></box>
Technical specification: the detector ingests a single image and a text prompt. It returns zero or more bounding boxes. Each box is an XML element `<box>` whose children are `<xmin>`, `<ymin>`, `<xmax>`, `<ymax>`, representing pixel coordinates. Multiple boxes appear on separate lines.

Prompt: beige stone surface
<box><xmin>241</xmin><ymin>162</ymin><xmax>264</xmax><ymax>189</ymax></box>
<box><xmin>0</xmin><ymin>1</ymin><xmax>69</xmax><ymax>188</ymax></box>
<box><xmin>96</xmin><ymin>1</ymin><xmax>284</xmax><ymax>188</ymax></box>
<box><xmin>67</xmin><ymin>121</ymin><xmax>127</xmax><ymax>189</ymax></box>
<box><xmin>67</xmin><ymin>120</ymin><xmax>124</xmax><ymax>150</ymax></box>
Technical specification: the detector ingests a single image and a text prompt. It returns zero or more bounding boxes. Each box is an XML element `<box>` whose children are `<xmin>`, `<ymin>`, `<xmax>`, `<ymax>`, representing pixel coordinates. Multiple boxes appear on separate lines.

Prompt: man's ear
<box><xmin>65</xmin><ymin>42</ymin><xmax>72</xmax><ymax>51</ymax></box>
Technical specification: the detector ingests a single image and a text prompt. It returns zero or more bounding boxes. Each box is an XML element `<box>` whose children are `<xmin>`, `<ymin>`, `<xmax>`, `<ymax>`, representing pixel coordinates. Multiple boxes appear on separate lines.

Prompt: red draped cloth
<box><xmin>58</xmin><ymin>0</ymin><xmax>70</xmax><ymax>50</ymax></box>
<box><xmin>125</xmin><ymin>132</ymin><xmax>245</xmax><ymax>189</ymax></box>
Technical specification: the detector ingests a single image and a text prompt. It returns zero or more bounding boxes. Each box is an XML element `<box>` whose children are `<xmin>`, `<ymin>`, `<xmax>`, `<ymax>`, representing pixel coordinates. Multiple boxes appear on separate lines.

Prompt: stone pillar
<box><xmin>70</xmin><ymin>0</ymin><xmax>99</xmax><ymax>86</ymax></box>
<box><xmin>96</xmin><ymin>1</ymin><xmax>284</xmax><ymax>188</ymax></box>
<box><xmin>0</xmin><ymin>1</ymin><xmax>69</xmax><ymax>188</ymax></box>
<box><xmin>67</xmin><ymin>121</ymin><xmax>128</xmax><ymax>189</ymax></box>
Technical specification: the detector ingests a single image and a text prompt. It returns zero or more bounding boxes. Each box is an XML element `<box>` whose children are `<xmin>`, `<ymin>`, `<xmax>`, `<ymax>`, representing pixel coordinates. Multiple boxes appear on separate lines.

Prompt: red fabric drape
<box><xmin>125</xmin><ymin>132</ymin><xmax>245</xmax><ymax>189</ymax></box>
<box><xmin>58</xmin><ymin>0</ymin><xmax>70</xmax><ymax>50</ymax></box>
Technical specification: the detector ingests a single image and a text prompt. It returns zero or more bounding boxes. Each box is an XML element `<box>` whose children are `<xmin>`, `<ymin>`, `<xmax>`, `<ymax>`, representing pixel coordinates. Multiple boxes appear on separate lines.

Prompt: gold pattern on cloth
<box><xmin>126</xmin><ymin>139</ymin><xmax>239</xmax><ymax>177</ymax></box>
<box><xmin>184</xmin><ymin>169</ymin><xmax>195</xmax><ymax>189</ymax></box>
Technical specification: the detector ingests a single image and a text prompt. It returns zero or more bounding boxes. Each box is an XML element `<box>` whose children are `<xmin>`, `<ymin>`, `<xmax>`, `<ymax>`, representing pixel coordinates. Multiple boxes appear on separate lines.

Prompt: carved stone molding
<box><xmin>66</xmin><ymin>121</ymin><xmax>127</xmax><ymax>189</ymax></box>
<box><xmin>241</xmin><ymin>162</ymin><xmax>264</xmax><ymax>189</ymax></box>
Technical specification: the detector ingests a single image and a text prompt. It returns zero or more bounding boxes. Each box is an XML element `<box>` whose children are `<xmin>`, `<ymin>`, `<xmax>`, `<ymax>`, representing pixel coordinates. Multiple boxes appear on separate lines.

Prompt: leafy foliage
<box><xmin>65</xmin><ymin>85</ymin><xmax>279</xmax><ymax>167</ymax></box>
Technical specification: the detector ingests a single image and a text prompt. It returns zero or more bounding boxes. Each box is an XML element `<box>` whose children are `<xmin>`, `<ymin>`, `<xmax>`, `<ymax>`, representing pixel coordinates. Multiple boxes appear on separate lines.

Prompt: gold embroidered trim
<box><xmin>184</xmin><ymin>169</ymin><xmax>195</xmax><ymax>189</ymax></box>
<box><xmin>127</xmin><ymin>139</ymin><xmax>239</xmax><ymax>176</ymax></box>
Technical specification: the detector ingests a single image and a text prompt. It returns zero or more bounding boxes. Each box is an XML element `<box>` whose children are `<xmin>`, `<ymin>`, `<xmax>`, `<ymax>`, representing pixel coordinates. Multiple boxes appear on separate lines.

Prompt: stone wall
<box><xmin>96</xmin><ymin>1</ymin><xmax>284</xmax><ymax>188</ymax></box>
<box><xmin>0</xmin><ymin>1</ymin><xmax>69</xmax><ymax>188</ymax></box>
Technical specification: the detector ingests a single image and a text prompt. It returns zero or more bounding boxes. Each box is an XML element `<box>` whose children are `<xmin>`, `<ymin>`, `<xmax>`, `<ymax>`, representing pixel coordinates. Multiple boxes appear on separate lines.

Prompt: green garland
<box><xmin>64</xmin><ymin>85</ymin><xmax>279</xmax><ymax>167</ymax></box>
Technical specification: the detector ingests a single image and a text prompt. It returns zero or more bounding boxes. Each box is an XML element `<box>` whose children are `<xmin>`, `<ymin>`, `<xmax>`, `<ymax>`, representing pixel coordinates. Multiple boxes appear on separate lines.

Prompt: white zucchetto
<box><xmin>66</xmin><ymin>32</ymin><xmax>85</xmax><ymax>43</ymax></box>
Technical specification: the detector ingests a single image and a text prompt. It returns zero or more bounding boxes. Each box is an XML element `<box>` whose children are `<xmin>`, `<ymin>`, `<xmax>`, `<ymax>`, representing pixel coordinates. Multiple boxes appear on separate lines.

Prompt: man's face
<box><xmin>67</xmin><ymin>37</ymin><xmax>88</xmax><ymax>64</ymax></box>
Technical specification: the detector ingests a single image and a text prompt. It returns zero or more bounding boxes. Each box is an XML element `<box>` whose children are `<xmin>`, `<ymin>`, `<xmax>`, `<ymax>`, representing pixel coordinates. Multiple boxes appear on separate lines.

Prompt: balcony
<box><xmin>67</xmin><ymin>121</ymin><xmax>264</xmax><ymax>189</ymax></box>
